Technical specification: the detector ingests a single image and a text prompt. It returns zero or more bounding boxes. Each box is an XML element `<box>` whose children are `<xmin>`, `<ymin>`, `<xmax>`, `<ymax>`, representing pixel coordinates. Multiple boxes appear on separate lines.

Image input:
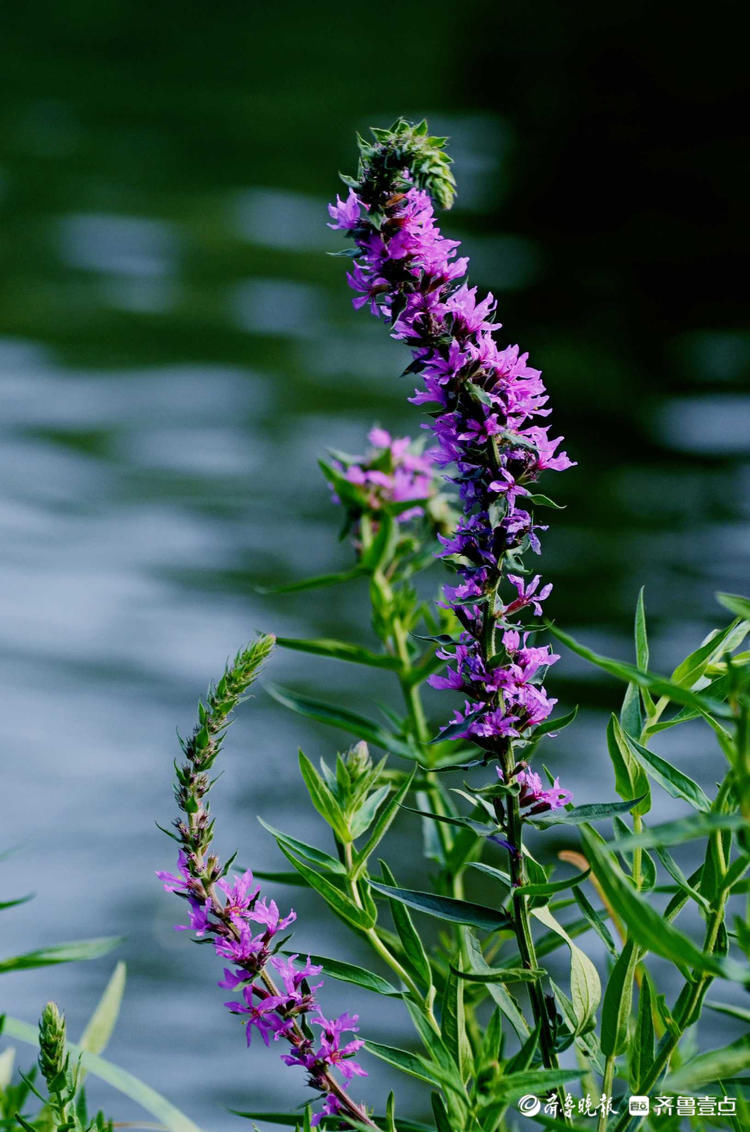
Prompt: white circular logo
<box><xmin>518</xmin><ymin>1094</ymin><xmax>541</xmax><ymax>1117</ymax></box>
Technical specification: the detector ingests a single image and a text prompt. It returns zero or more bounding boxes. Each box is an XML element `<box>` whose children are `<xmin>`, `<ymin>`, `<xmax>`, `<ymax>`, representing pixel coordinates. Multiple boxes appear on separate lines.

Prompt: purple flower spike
<box><xmin>328</xmin><ymin>121</ymin><xmax>574</xmax><ymax>776</ymax></box>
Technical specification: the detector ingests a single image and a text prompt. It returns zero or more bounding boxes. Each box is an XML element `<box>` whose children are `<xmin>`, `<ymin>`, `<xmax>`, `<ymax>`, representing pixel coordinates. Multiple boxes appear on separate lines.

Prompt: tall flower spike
<box><xmin>329</xmin><ymin>121</ymin><xmax>573</xmax><ymax>803</ymax></box>
<box><xmin>158</xmin><ymin>636</ymin><xmax>375</xmax><ymax>1129</ymax></box>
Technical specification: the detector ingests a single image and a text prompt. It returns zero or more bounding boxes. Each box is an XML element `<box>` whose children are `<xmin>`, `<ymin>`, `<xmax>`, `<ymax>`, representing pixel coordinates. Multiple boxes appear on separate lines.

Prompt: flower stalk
<box><xmin>159</xmin><ymin>636</ymin><xmax>377</xmax><ymax>1130</ymax></box>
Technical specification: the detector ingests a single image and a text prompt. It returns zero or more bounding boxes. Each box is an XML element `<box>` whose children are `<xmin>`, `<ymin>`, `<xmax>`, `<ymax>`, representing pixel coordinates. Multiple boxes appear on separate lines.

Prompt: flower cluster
<box><xmin>158</xmin><ymin>854</ymin><xmax>366</xmax><ymax>1125</ymax></box>
<box><xmin>332</xmin><ymin>426</ymin><xmax>437</xmax><ymax>523</ymax></box>
<box><xmin>159</xmin><ymin>638</ymin><xmax>369</xmax><ymax>1129</ymax></box>
<box><xmin>329</xmin><ymin>122</ymin><xmax>573</xmax><ymax>802</ymax></box>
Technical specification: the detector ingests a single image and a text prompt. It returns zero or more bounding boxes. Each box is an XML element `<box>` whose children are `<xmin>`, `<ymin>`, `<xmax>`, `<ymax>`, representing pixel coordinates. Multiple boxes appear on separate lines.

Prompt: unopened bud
<box><xmin>38</xmin><ymin>1001</ymin><xmax>66</xmax><ymax>1084</ymax></box>
<box><xmin>345</xmin><ymin>741</ymin><xmax>372</xmax><ymax>777</ymax></box>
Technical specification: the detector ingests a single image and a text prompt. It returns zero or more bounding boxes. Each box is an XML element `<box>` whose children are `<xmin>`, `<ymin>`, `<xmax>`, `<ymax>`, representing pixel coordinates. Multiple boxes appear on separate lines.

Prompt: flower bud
<box><xmin>38</xmin><ymin>1001</ymin><xmax>66</xmax><ymax>1084</ymax></box>
<box><xmin>344</xmin><ymin>741</ymin><xmax>372</xmax><ymax>779</ymax></box>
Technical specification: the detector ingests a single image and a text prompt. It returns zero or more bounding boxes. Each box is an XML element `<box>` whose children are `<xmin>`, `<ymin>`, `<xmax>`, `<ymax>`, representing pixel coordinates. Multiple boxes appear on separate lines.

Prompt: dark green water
<box><xmin>1</xmin><ymin>4</ymin><xmax>747</xmax><ymax>1128</ymax></box>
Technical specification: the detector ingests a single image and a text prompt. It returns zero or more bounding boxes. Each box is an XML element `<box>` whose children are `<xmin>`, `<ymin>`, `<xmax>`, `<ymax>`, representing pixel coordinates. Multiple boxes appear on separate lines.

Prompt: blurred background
<box><xmin>1</xmin><ymin>1</ymin><xmax>748</xmax><ymax>1128</ymax></box>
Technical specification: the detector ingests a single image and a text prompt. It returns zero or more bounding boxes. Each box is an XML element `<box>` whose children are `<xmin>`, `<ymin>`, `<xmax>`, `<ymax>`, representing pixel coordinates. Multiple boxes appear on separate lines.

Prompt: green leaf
<box><xmin>516</xmin><ymin>869</ymin><xmax>590</xmax><ymax>899</ymax></box>
<box><xmin>268</xmin><ymin>684</ymin><xmax>418</xmax><ymax>760</ymax></box>
<box><xmin>606</xmin><ymin>715</ymin><xmax>651</xmax><ymax>816</ymax></box>
<box><xmin>253</xmin><ymin>869</ymin><xmax>309</xmax><ymax>886</ymax></box>
<box><xmin>620</xmin><ymin>681</ymin><xmax>645</xmax><ymax>745</ymax></box>
<box><xmin>529</xmin><ymin>797</ymin><xmax>647</xmax><ymax>827</ymax></box>
<box><xmin>368</xmin><ymin>880</ymin><xmax>511</xmax><ymax>932</ymax></box>
<box><xmin>257</xmin><ymin>818</ymin><xmax>347</xmax><ymax>875</ymax></box>
<box><xmin>277</xmin><ymin>636</ymin><xmax>402</xmax><ymax>671</ymax></box>
<box><xmin>630</xmin><ymin>971</ymin><xmax>655</xmax><ymax>1089</ymax></box>
<box><xmin>297</xmin><ymin>750</ymin><xmax>350</xmax><ymax>842</ymax></box>
<box><xmin>292</xmin><ymin>953</ymin><xmax>401</xmax><ymax>997</ymax></box>
<box><xmin>571</xmin><ymin>886</ymin><xmax>617</xmax><ymax>956</ymax></box>
<box><xmin>360</xmin><ymin>509</ymin><xmax>398</xmax><ymax>571</ymax></box>
<box><xmin>379</xmin><ymin>861</ymin><xmax>432</xmax><ymax>992</ymax></box>
<box><xmin>353</xmin><ymin>772</ymin><xmax>415</xmax><ymax>878</ymax></box>
<box><xmin>255</xmin><ymin>564</ymin><xmax>366</xmax><ymax>595</ymax></box>
<box><xmin>616</xmin><ymin>728</ymin><xmax>711</xmax><ymax>811</ymax></box>
<box><xmin>717</xmin><ymin>592</ymin><xmax>750</xmax><ymax>620</ymax></box>
<box><xmin>600</xmin><ymin>939</ymin><xmax>637</xmax><ymax>1057</ymax></box>
<box><xmin>279</xmin><ymin>846</ymin><xmax>376</xmax><ymax>930</ymax></box>
<box><xmin>350</xmin><ymin>784</ymin><xmax>392</xmax><ymax>841</ymax></box>
<box><xmin>451</xmin><ymin>965</ymin><xmax>543</xmax><ymax>984</ymax></box>
<box><xmin>706</xmin><ymin>1000</ymin><xmax>750</xmax><ymax>1024</ymax></box>
<box><xmin>0</xmin><ymin>936</ymin><xmax>123</xmax><ymax>973</ymax></box>
<box><xmin>364</xmin><ymin>1041</ymin><xmax>443</xmax><ymax>1087</ymax></box>
<box><xmin>1</xmin><ymin>1015</ymin><xmax>203</xmax><ymax>1132</ymax></box>
<box><xmin>582</xmin><ymin>831</ymin><xmax>748</xmax><ymax>983</ymax></box>
<box><xmin>496</xmin><ymin>1067</ymin><xmax>586</xmax><ymax>1102</ymax></box>
<box><xmin>528</xmin><ymin>704</ymin><xmax>579</xmax><ymax>739</ymax></box>
<box><xmin>439</xmin><ymin>964</ymin><xmax>468</xmax><ymax>1074</ymax></box>
<box><xmin>662</xmin><ymin>1036</ymin><xmax>750</xmax><ymax>1092</ymax></box>
<box><xmin>79</xmin><ymin>961</ymin><xmax>126</xmax><ymax>1056</ymax></box>
<box><xmin>532</xmin><ymin>906</ymin><xmax>601</xmax><ymax>1035</ymax></box>
<box><xmin>431</xmin><ymin>1093</ymin><xmax>452</xmax><ymax>1132</ymax></box>
<box><xmin>0</xmin><ymin>893</ymin><xmax>33</xmax><ymax>911</ymax></box>
<box><xmin>635</xmin><ymin>586</ymin><xmax>650</xmax><ymax>670</ymax></box>
<box><xmin>671</xmin><ymin>618</ymin><xmax>749</xmax><ymax>688</ymax></box>
<box><xmin>526</xmin><ymin>492</ymin><xmax>566</xmax><ymax>510</ymax></box>
<box><xmin>548</xmin><ymin>624</ymin><xmax>733</xmax><ymax>717</ymax></box>
<box><xmin>607</xmin><ymin>812</ymin><xmax>745</xmax><ymax>853</ymax></box>
<box><xmin>464</xmin><ymin>930</ymin><xmax>529</xmax><ymax>1039</ymax></box>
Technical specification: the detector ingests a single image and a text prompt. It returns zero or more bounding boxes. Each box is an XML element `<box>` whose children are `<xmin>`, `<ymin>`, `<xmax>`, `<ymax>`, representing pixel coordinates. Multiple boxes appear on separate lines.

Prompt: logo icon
<box><xmin>518</xmin><ymin>1095</ymin><xmax>541</xmax><ymax>1117</ymax></box>
<box><xmin>629</xmin><ymin>1096</ymin><xmax>650</xmax><ymax>1116</ymax></box>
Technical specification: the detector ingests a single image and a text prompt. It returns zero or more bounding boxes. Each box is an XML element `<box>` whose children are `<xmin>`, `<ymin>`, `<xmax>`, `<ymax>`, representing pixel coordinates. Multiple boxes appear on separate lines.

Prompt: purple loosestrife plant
<box><xmin>158</xmin><ymin>637</ymin><xmax>375</xmax><ymax>1130</ymax></box>
<box><xmin>156</xmin><ymin>122</ymin><xmax>750</xmax><ymax>1132</ymax></box>
<box><xmin>328</xmin><ymin>119</ymin><xmax>576</xmax><ymax>1073</ymax></box>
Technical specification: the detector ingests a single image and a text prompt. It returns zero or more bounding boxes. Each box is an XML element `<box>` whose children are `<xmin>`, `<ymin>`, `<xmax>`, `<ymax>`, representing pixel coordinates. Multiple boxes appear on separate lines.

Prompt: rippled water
<box><xmin>1</xmin><ymin>12</ymin><xmax>748</xmax><ymax>1129</ymax></box>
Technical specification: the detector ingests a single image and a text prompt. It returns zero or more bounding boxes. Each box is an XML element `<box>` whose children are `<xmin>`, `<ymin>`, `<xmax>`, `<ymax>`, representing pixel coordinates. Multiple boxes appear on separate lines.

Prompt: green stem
<box><xmin>344</xmin><ymin>842</ymin><xmax>440</xmax><ymax>1033</ymax></box>
<box><xmin>501</xmin><ymin>748</ymin><xmax>568</xmax><ymax>1123</ymax></box>
<box><xmin>597</xmin><ymin>1056</ymin><xmax>616</xmax><ymax>1132</ymax></box>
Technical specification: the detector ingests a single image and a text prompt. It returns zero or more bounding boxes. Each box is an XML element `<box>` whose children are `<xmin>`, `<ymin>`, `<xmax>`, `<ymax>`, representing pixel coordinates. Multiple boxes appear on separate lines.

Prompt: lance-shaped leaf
<box><xmin>278</xmin><ymin>845</ymin><xmax>376</xmax><ymax>931</ymax></box>
<box><xmin>600</xmin><ymin>939</ymin><xmax>638</xmax><ymax>1057</ymax></box>
<box><xmin>630</xmin><ymin>970</ymin><xmax>656</xmax><ymax>1089</ymax></box>
<box><xmin>369</xmin><ymin>880</ymin><xmax>511</xmax><ymax>932</ymax></box>
<box><xmin>528</xmin><ymin>797</ymin><xmax>647</xmax><ymax>828</ymax></box>
<box><xmin>352</xmin><ymin>771</ymin><xmax>415</xmax><ymax>878</ymax></box>
<box><xmin>533</xmin><ymin>906</ymin><xmax>601</xmax><ymax>1035</ymax></box>
<box><xmin>255</xmin><ymin>563</ymin><xmax>366</xmax><ymax>595</ymax></box>
<box><xmin>287</xmin><ymin>952</ymin><xmax>401</xmax><ymax>997</ymax></box>
<box><xmin>297</xmin><ymin>750</ymin><xmax>350</xmax><ymax>841</ymax></box>
<box><xmin>495</xmin><ymin>1067</ymin><xmax>587</xmax><ymax>1102</ymax></box>
<box><xmin>515</xmin><ymin>868</ymin><xmax>590</xmax><ymax>899</ymax></box>
<box><xmin>671</xmin><ymin>617</ymin><xmax>749</xmax><ymax>689</ymax></box>
<box><xmin>616</xmin><ymin>727</ymin><xmax>711</xmax><ymax>811</ymax></box>
<box><xmin>717</xmin><ymin>591</ymin><xmax>750</xmax><ymax>620</ymax></box>
<box><xmin>662</xmin><ymin>1035</ymin><xmax>750</xmax><ymax>1092</ymax></box>
<box><xmin>363</xmin><ymin>1041</ymin><xmax>447</xmax><ymax>1088</ymax></box>
<box><xmin>451</xmin><ymin>964</ymin><xmax>543</xmax><ymax>984</ymax></box>
<box><xmin>582</xmin><ymin>830</ymin><xmax>749</xmax><ymax>983</ymax></box>
<box><xmin>465</xmin><ymin>930</ymin><xmax>529</xmax><ymax>1038</ymax></box>
<box><xmin>548</xmin><ymin>624</ymin><xmax>733</xmax><ymax>717</ymax></box>
<box><xmin>277</xmin><ymin>636</ymin><xmax>403</xmax><ymax>671</ymax></box>
<box><xmin>79</xmin><ymin>961</ymin><xmax>126</xmax><ymax>1056</ymax></box>
<box><xmin>0</xmin><ymin>936</ymin><xmax>123</xmax><ymax>974</ymax></box>
<box><xmin>257</xmin><ymin>818</ymin><xmax>347</xmax><ymax>874</ymax></box>
<box><xmin>528</xmin><ymin>704</ymin><xmax>579</xmax><ymax>740</ymax></box>
<box><xmin>607</xmin><ymin>812</ymin><xmax>745</xmax><ymax>854</ymax></box>
<box><xmin>379</xmin><ymin>860</ymin><xmax>432</xmax><ymax>991</ymax></box>
<box><xmin>606</xmin><ymin>715</ymin><xmax>651</xmax><ymax>817</ymax></box>
<box><xmin>268</xmin><ymin>684</ymin><xmax>418</xmax><ymax>760</ymax></box>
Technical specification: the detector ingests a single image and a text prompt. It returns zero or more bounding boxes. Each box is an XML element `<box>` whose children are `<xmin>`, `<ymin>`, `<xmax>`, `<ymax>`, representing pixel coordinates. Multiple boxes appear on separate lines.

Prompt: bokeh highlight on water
<box><xmin>1</xmin><ymin>5</ymin><xmax>748</xmax><ymax>1128</ymax></box>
